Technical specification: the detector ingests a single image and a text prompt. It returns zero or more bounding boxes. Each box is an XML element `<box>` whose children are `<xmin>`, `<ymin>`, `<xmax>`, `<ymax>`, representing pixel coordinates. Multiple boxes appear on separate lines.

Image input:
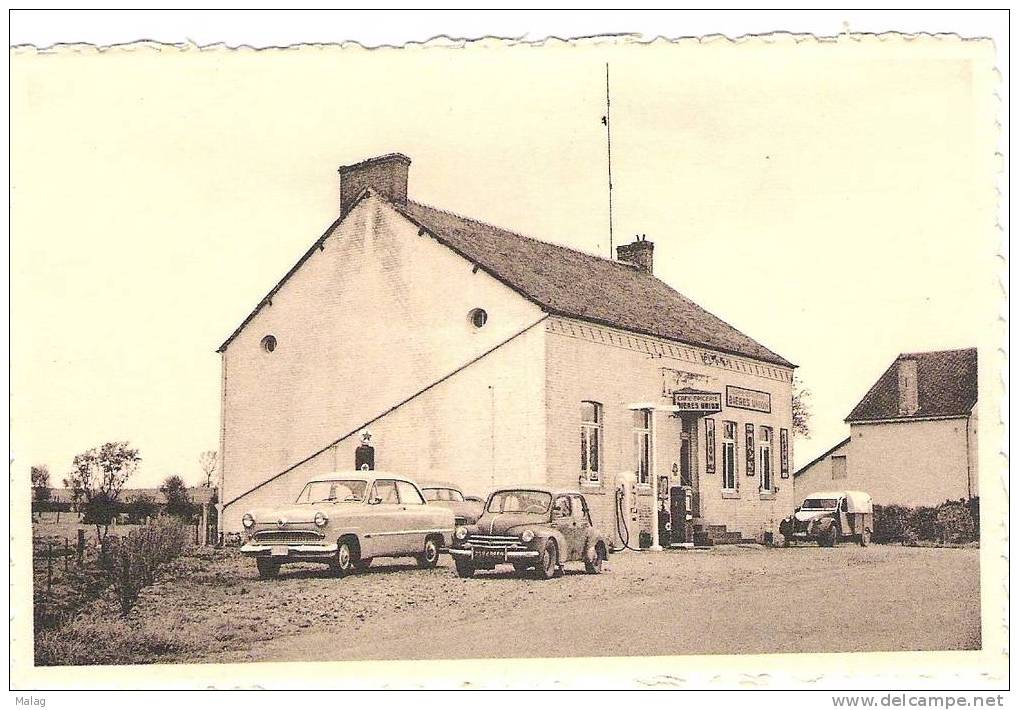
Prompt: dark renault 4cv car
<box><xmin>448</xmin><ymin>487</ymin><xmax>612</xmax><ymax>579</ymax></box>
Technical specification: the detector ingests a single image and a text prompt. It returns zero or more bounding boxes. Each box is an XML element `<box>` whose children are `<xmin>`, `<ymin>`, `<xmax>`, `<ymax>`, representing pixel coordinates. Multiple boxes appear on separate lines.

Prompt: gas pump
<box><xmin>657</xmin><ymin>475</ymin><xmax>671</xmax><ymax>547</ymax></box>
<box><xmin>669</xmin><ymin>485</ymin><xmax>694</xmax><ymax>547</ymax></box>
<box><xmin>614</xmin><ymin>471</ymin><xmax>638</xmax><ymax>551</ymax></box>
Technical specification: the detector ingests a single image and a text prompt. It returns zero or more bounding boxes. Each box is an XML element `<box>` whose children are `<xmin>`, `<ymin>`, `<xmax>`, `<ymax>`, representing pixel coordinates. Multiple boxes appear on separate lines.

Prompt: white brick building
<box><xmin>217</xmin><ymin>154</ymin><xmax>796</xmax><ymax>545</ymax></box>
<box><xmin>795</xmin><ymin>348</ymin><xmax>978</xmax><ymax>507</ymax></box>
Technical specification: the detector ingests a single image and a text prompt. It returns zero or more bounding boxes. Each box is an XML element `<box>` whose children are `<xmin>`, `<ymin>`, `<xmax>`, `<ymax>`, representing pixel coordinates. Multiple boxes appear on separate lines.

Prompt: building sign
<box><xmin>745</xmin><ymin>423</ymin><xmax>755</xmax><ymax>476</ymax></box>
<box><xmin>672</xmin><ymin>390</ymin><xmax>722</xmax><ymax>414</ymax></box>
<box><xmin>780</xmin><ymin>428</ymin><xmax>790</xmax><ymax>478</ymax></box>
<box><xmin>705</xmin><ymin>418</ymin><xmax>716</xmax><ymax>475</ymax></box>
<box><xmin>726</xmin><ymin>385</ymin><xmax>772</xmax><ymax>414</ymax></box>
<box><xmin>660</xmin><ymin>367</ymin><xmax>711</xmax><ymax>397</ymax></box>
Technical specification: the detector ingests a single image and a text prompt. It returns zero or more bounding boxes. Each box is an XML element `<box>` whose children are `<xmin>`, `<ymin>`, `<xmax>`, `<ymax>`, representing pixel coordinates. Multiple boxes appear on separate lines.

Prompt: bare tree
<box><xmin>198</xmin><ymin>450</ymin><xmax>218</xmax><ymax>488</ymax></box>
<box><xmin>65</xmin><ymin>442</ymin><xmax>141</xmax><ymax>543</ymax></box>
<box><xmin>792</xmin><ymin>374</ymin><xmax>812</xmax><ymax>439</ymax></box>
<box><xmin>31</xmin><ymin>465</ymin><xmax>51</xmax><ymax>503</ymax></box>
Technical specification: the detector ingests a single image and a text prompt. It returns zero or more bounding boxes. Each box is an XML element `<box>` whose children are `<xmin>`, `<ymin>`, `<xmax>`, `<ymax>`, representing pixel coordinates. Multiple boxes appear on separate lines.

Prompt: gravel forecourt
<box><xmin>128</xmin><ymin>543</ymin><xmax>979</xmax><ymax>664</ymax></box>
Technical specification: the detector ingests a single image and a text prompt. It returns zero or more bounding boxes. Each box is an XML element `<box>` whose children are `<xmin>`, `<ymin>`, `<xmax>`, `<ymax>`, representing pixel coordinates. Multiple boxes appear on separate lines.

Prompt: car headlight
<box><xmin>455</xmin><ymin>526</ymin><xmax>469</xmax><ymax>540</ymax></box>
<box><xmin>521</xmin><ymin>529</ymin><xmax>535</xmax><ymax>543</ymax></box>
<box><xmin>314</xmin><ymin>512</ymin><xmax>328</xmax><ymax>528</ymax></box>
<box><xmin>242</xmin><ymin>513</ymin><xmax>255</xmax><ymax>529</ymax></box>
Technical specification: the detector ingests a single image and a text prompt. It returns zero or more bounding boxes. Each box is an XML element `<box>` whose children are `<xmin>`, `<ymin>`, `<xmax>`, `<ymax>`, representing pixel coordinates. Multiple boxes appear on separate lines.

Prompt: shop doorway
<box><xmin>679</xmin><ymin>416</ymin><xmax>700</xmax><ymax>517</ymax></box>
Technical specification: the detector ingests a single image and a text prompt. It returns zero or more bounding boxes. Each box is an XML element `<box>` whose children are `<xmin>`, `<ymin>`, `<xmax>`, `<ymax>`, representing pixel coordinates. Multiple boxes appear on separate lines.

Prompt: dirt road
<box><xmin>134</xmin><ymin>543</ymin><xmax>978</xmax><ymax>664</ymax></box>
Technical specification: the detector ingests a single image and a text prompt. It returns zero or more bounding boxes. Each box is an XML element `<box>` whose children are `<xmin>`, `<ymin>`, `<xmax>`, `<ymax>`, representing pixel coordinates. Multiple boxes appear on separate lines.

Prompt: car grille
<box><xmin>252</xmin><ymin>530</ymin><xmax>325</xmax><ymax>544</ymax></box>
<box><xmin>793</xmin><ymin>520</ymin><xmax>810</xmax><ymax>533</ymax></box>
<box><xmin>469</xmin><ymin>534</ymin><xmax>527</xmax><ymax>551</ymax></box>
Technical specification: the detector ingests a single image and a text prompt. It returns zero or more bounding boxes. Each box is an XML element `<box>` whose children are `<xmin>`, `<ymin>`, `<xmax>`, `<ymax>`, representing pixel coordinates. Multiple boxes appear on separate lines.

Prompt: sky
<box><xmin>10</xmin><ymin>35</ymin><xmax>1000</xmax><ymax>489</ymax></box>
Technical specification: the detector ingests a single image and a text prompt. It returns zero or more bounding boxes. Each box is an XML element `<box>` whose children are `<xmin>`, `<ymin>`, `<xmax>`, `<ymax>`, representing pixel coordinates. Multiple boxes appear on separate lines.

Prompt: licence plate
<box><xmin>474</xmin><ymin>549</ymin><xmax>504</xmax><ymax>562</ymax></box>
<box><xmin>270</xmin><ymin>546</ymin><xmax>288</xmax><ymax>557</ymax></box>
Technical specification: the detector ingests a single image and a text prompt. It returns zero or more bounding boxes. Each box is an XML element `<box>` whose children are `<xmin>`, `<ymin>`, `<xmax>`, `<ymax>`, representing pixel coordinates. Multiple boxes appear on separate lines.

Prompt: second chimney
<box><xmin>338</xmin><ymin>153</ymin><xmax>411</xmax><ymax>217</ymax></box>
<box><xmin>616</xmin><ymin>235</ymin><xmax>654</xmax><ymax>274</ymax></box>
<box><xmin>897</xmin><ymin>357</ymin><xmax>919</xmax><ymax>416</ymax></box>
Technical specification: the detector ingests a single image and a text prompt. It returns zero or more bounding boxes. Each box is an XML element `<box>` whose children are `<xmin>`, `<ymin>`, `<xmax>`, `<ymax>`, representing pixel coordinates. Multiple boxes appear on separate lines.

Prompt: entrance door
<box><xmin>680</xmin><ymin>417</ymin><xmax>700</xmax><ymax>517</ymax></box>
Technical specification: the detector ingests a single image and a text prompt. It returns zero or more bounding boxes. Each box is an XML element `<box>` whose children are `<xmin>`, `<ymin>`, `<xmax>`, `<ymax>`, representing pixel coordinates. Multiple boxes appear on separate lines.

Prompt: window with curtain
<box><xmin>580</xmin><ymin>401</ymin><xmax>602</xmax><ymax>484</ymax></box>
<box><xmin>633</xmin><ymin>409</ymin><xmax>652</xmax><ymax>485</ymax></box>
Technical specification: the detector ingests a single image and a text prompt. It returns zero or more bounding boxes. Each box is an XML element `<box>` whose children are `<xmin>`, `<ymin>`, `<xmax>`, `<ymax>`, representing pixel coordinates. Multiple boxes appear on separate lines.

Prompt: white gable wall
<box><xmin>794</xmin><ymin>438</ymin><xmax>852</xmax><ymax>501</ymax></box>
<box><xmin>220</xmin><ymin>196</ymin><xmax>546</xmax><ymax>530</ymax></box>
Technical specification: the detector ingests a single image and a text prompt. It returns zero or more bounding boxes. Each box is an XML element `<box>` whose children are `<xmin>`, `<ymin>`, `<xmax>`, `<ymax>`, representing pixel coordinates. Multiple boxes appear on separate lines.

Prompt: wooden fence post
<box><xmin>76</xmin><ymin>529</ymin><xmax>85</xmax><ymax>564</ymax></box>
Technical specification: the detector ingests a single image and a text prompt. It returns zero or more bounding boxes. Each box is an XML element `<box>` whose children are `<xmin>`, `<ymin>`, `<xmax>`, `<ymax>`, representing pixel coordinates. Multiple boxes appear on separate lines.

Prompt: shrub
<box><xmin>109</xmin><ymin>517</ymin><xmax>189</xmax><ymax>614</ymax></box>
<box><xmin>936</xmin><ymin>502</ymin><xmax>977</xmax><ymax>543</ymax></box>
<box><xmin>126</xmin><ymin>494</ymin><xmax>158</xmax><ymax>524</ymax></box>
<box><xmin>908</xmin><ymin>506</ymin><xmax>940</xmax><ymax>541</ymax></box>
<box><xmin>872</xmin><ymin>504</ymin><xmax>910</xmax><ymax>544</ymax></box>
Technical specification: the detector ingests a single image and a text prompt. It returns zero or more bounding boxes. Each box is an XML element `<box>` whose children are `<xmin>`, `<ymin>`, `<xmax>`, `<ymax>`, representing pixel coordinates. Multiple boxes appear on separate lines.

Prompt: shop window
<box><xmin>832</xmin><ymin>455</ymin><xmax>848</xmax><ymax>480</ymax></box>
<box><xmin>580</xmin><ymin>401</ymin><xmax>602</xmax><ymax>485</ymax></box>
<box><xmin>759</xmin><ymin>426</ymin><xmax>774</xmax><ymax>491</ymax></box>
<box><xmin>634</xmin><ymin>410</ymin><xmax>652</xmax><ymax>485</ymax></box>
<box><xmin>722</xmin><ymin>421</ymin><xmax>738</xmax><ymax>490</ymax></box>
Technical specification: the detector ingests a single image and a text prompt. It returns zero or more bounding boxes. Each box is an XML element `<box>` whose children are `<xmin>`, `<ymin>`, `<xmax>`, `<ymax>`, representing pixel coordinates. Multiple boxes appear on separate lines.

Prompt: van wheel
<box><xmin>417</xmin><ymin>537</ymin><xmax>440</xmax><ymax>568</ymax></box>
<box><xmin>859</xmin><ymin>529</ymin><xmax>871</xmax><ymax>547</ymax></box>
<box><xmin>536</xmin><ymin>540</ymin><xmax>559</xmax><ymax>580</ymax></box>
<box><xmin>256</xmin><ymin>559</ymin><xmax>280</xmax><ymax>579</ymax></box>
<box><xmin>820</xmin><ymin>524</ymin><xmax>840</xmax><ymax>548</ymax></box>
<box><xmin>585</xmin><ymin>543</ymin><xmax>605</xmax><ymax>574</ymax></box>
<box><xmin>331</xmin><ymin>540</ymin><xmax>356</xmax><ymax>577</ymax></box>
<box><xmin>454</xmin><ymin>558</ymin><xmax>475</xmax><ymax>578</ymax></box>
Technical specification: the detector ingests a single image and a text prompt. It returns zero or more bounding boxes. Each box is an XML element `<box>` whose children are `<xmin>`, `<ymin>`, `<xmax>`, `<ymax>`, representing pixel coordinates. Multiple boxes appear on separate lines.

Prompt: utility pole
<box><xmin>602</xmin><ymin>63</ymin><xmax>615</xmax><ymax>259</ymax></box>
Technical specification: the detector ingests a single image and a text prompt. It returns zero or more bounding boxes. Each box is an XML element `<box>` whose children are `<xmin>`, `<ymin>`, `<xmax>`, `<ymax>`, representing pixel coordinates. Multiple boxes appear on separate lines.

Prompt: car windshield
<box><xmin>487</xmin><ymin>490</ymin><xmax>552</xmax><ymax>514</ymax></box>
<box><xmin>297</xmin><ymin>480</ymin><xmax>367</xmax><ymax>504</ymax></box>
<box><xmin>802</xmin><ymin>497</ymin><xmax>839</xmax><ymax>510</ymax></box>
<box><xmin>423</xmin><ymin>488</ymin><xmax>464</xmax><ymax>502</ymax></box>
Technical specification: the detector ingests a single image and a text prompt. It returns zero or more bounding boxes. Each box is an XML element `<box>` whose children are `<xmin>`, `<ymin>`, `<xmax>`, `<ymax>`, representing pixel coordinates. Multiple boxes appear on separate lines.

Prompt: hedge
<box><xmin>872</xmin><ymin>498</ymin><xmax>978</xmax><ymax>545</ymax></box>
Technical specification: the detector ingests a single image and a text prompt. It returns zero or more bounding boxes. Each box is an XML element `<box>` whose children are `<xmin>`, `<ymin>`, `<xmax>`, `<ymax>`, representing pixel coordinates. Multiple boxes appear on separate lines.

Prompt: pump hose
<box><xmin>614</xmin><ymin>487</ymin><xmax>639</xmax><ymax>552</ymax></box>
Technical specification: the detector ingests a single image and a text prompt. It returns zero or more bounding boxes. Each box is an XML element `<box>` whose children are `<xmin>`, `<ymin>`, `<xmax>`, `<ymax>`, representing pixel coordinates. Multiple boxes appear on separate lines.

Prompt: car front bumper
<box><xmin>240</xmin><ymin>542</ymin><xmax>338</xmax><ymax>562</ymax></box>
<box><xmin>448</xmin><ymin>547</ymin><xmax>540</xmax><ymax>561</ymax></box>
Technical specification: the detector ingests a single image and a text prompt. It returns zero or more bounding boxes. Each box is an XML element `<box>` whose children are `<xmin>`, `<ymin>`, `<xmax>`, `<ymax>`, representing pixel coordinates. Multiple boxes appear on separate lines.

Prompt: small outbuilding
<box><xmin>796</xmin><ymin>348</ymin><xmax>978</xmax><ymax>506</ymax></box>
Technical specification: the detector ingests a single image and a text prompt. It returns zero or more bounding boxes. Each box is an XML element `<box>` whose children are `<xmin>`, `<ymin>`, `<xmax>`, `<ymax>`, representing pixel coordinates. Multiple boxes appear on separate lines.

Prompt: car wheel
<box><xmin>417</xmin><ymin>537</ymin><xmax>440</xmax><ymax>569</ymax></box>
<box><xmin>454</xmin><ymin>558</ymin><xmax>475</xmax><ymax>578</ymax></box>
<box><xmin>584</xmin><ymin>546</ymin><xmax>604</xmax><ymax>575</ymax></box>
<box><xmin>859</xmin><ymin>529</ymin><xmax>871</xmax><ymax>547</ymax></box>
<box><xmin>536</xmin><ymin>540</ymin><xmax>558</xmax><ymax>580</ymax></box>
<box><xmin>331</xmin><ymin>540</ymin><xmax>356</xmax><ymax>577</ymax></box>
<box><xmin>256</xmin><ymin>558</ymin><xmax>280</xmax><ymax>579</ymax></box>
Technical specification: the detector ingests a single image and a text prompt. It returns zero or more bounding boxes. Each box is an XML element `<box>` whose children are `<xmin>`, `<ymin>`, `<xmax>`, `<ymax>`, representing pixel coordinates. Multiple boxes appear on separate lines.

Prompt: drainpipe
<box><xmin>965</xmin><ymin>412</ymin><xmax>973</xmax><ymax>500</ymax></box>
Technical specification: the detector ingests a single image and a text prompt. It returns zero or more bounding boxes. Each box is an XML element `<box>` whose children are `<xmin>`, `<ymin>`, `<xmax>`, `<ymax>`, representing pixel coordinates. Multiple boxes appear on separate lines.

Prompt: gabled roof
<box><xmin>394</xmin><ymin>200</ymin><xmax>793</xmax><ymax>368</ymax></box>
<box><xmin>846</xmin><ymin>348</ymin><xmax>977</xmax><ymax>423</ymax></box>
<box><xmin>218</xmin><ymin>192</ymin><xmax>794</xmax><ymax>368</ymax></box>
<box><xmin>794</xmin><ymin>436</ymin><xmax>851</xmax><ymax>478</ymax></box>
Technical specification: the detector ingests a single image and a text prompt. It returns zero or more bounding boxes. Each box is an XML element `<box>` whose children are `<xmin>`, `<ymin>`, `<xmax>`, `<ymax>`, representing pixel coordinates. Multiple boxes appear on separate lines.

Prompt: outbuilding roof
<box><xmin>394</xmin><ymin>200</ymin><xmax>793</xmax><ymax>368</ymax></box>
<box><xmin>845</xmin><ymin>348</ymin><xmax>978</xmax><ymax>423</ymax></box>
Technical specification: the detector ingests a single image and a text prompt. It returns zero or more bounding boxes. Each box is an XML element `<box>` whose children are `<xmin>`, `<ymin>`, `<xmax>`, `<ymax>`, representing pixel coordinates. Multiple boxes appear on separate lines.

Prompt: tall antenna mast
<box><xmin>602</xmin><ymin>62</ymin><xmax>615</xmax><ymax>259</ymax></box>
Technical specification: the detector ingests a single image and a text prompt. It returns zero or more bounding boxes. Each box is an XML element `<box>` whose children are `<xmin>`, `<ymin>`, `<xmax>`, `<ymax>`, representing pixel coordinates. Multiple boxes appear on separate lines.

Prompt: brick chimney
<box><xmin>616</xmin><ymin>235</ymin><xmax>654</xmax><ymax>274</ymax></box>
<box><xmin>338</xmin><ymin>153</ymin><xmax>411</xmax><ymax>217</ymax></box>
<box><xmin>897</xmin><ymin>357</ymin><xmax>919</xmax><ymax>416</ymax></box>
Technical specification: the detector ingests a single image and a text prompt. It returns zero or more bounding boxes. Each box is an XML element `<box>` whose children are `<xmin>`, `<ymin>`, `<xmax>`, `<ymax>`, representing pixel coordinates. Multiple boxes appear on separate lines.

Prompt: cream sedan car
<box><xmin>240</xmin><ymin>472</ymin><xmax>455</xmax><ymax>579</ymax></box>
